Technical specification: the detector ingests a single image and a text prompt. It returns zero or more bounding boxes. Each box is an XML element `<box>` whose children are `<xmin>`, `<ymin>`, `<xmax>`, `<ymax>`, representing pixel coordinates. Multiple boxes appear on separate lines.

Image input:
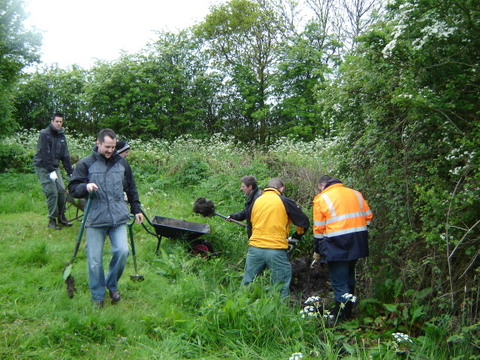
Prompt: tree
<box><xmin>272</xmin><ymin>21</ymin><xmax>340</xmax><ymax>140</ymax></box>
<box><xmin>85</xmin><ymin>30</ymin><xmax>222</xmax><ymax>140</ymax></box>
<box><xmin>0</xmin><ymin>0</ymin><xmax>41</xmax><ymax>134</ymax></box>
<box><xmin>318</xmin><ymin>0</ymin><xmax>480</xmax><ymax>311</ymax></box>
<box><xmin>195</xmin><ymin>0</ymin><xmax>287</xmax><ymax>144</ymax></box>
<box><xmin>12</xmin><ymin>65</ymin><xmax>88</xmax><ymax>132</ymax></box>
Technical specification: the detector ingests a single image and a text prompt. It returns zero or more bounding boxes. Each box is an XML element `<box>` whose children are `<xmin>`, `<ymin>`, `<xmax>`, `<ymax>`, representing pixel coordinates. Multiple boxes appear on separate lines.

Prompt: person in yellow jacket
<box><xmin>243</xmin><ymin>177</ymin><xmax>310</xmax><ymax>297</ymax></box>
<box><xmin>313</xmin><ymin>175</ymin><xmax>373</xmax><ymax>320</ymax></box>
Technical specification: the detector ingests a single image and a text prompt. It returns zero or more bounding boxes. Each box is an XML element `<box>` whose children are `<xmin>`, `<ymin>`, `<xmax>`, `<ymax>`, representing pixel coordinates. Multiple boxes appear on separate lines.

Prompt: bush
<box><xmin>0</xmin><ymin>143</ymin><xmax>34</xmax><ymax>173</ymax></box>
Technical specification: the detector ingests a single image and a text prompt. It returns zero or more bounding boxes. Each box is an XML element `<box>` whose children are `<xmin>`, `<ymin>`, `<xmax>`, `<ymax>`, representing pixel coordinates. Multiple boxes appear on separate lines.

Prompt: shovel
<box><xmin>63</xmin><ymin>192</ymin><xmax>94</xmax><ymax>298</ymax></box>
<box><xmin>127</xmin><ymin>216</ymin><xmax>144</xmax><ymax>281</ymax></box>
<box><xmin>193</xmin><ymin>197</ymin><xmax>248</xmax><ymax>228</ymax></box>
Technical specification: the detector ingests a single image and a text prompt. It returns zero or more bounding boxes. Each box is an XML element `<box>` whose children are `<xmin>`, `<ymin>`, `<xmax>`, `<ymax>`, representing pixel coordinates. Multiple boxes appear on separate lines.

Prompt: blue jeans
<box><xmin>242</xmin><ymin>246</ymin><xmax>292</xmax><ymax>297</ymax></box>
<box><xmin>86</xmin><ymin>225</ymin><xmax>129</xmax><ymax>301</ymax></box>
<box><xmin>328</xmin><ymin>260</ymin><xmax>357</xmax><ymax>302</ymax></box>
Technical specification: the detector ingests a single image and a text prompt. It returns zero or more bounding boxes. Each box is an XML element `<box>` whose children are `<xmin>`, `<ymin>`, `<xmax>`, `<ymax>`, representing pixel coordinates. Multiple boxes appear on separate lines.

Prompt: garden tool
<box><xmin>63</xmin><ymin>192</ymin><xmax>94</xmax><ymax>298</ymax></box>
<box><xmin>193</xmin><ymin>197</ymin><xmax>247</xmax><ymax>228</ymax></box>
<box><xmin>128</xmin><ymin>216</ymin><xmax>144</xmax><ymax>281</ymax></box>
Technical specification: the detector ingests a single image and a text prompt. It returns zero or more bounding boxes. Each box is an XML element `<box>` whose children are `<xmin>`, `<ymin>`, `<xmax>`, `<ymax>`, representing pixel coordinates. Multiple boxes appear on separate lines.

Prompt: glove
<box><xmin>49</xmin><ymin>171</ymin><xmax>58</xmax><ymax>181</ymax></box>
<box><xmin>310</xmin><ymin>253</ymin><xmax>321</xmax><ymax>268</ymax></box>
<box><xmin>287</xmin><ymin>237</ymin><xmax>299</xmax><ymax>253</ymax></box>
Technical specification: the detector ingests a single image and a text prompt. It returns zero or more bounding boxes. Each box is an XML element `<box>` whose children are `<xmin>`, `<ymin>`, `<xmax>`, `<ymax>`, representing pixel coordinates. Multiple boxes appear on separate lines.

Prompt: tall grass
<box><xmin>0</xmin><ymin>134</ymin><xmax>477</xmax><ymax>359</ymax></box>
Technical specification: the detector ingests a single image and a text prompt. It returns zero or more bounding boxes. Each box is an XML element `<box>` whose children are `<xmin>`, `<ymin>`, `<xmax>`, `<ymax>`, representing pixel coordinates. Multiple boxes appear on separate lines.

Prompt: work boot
<box><xmin>58</xmin><ymin>213</ymin><xmax>72</xmax><ymax>227</ymax></box>
<box><xmin>343</xmin><ymin>301</ymin><xmax>353</xmax><ymax>320</ymax></box>
<box><xmin>48</xmin><ymin>218</ymin><xmax>61</xmax><ymax>230</ymax></box>
<box><xmin>109</xmin><ymin>290</ymin><xmax>121</xmax><ymax>304</ymax></box>
<box><xmin>332</xmin><ymin>301</ymin><xmax>347</xmax><ymax>323</ymax></box>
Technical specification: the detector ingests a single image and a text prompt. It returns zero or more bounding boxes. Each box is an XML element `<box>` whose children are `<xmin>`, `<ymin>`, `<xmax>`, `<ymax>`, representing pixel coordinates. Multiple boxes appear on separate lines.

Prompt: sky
<box><xmin>24</xmin><ymin>0</ymin><xmax>220</xmax><ymax>69</ymax></box>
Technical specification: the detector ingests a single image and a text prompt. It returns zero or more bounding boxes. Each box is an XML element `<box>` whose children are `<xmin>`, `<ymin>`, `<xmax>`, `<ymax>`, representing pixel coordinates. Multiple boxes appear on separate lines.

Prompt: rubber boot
<box><xmin>343</xmin><ymin>301</ymin><xmax>353</xmax><ymax>320</ymax></box>
<box><xmin>48</xmin><ymin>218</ymin><xmax>62</xmax><ymax>230</ymax></box>
<box><xmin>344</xmin><ymin>286</ymin><xmax>355</xmax><ymax>320</ymax></box>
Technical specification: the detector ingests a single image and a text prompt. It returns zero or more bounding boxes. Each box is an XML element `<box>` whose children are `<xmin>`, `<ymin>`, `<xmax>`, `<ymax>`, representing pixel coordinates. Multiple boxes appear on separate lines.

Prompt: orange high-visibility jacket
<box><xmin>313</xmin><ymin>183</ymin><xmax>373</xmax><ymax>261</ymax></box>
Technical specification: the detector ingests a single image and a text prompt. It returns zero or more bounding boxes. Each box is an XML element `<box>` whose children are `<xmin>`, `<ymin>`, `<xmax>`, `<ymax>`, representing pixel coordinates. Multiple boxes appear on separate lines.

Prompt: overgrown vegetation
<box><xmin>0</xmin><ymin>134</ymin><xmax>478</xmax><ymax>359</ymax></box>
<box><xmin>1</xmin><ymin>0</ymin><xmax>479</xmax><ymax>357</ymax></box>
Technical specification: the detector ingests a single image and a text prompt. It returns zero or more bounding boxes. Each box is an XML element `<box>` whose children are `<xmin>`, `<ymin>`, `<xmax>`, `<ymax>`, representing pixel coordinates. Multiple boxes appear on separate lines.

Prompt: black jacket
<box><xmin>230</xmin><ymin>187</ymin><xmax>262</xmax><ymax>237</ymax></box>
<box><xmin>33</xmin><ymin>124</ymin><xmax>73</xmax><ymax>175</ymax></box>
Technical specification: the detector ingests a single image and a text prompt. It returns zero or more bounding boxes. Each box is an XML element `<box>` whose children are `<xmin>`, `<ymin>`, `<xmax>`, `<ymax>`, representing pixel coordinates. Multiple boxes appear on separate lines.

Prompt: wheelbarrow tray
<box><xmin>151</xmin><ymin>216</ymin><xmax>210</xmax><ymax>241</ymax></box>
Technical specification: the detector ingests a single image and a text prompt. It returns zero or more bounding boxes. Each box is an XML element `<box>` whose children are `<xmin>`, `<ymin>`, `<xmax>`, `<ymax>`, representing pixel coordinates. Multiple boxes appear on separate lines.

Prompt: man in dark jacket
<box><xmin>227</xmin><ymin>175</ymin><xmax>262</xmax><ymax>238</ymax></box>
<box><xmin>243</xmin><ymin>177</ymin><xmax>310</xmax><ymax>297</ymax></box>
<box><xmin>68</xmin><ymin>129</ymin><xmax>144</xmax><ymax>308</ymax></box>
<box><xmin>34</xmin><ymin>112</ymin><xmax>73</xmax><ymax>230</ymax></box>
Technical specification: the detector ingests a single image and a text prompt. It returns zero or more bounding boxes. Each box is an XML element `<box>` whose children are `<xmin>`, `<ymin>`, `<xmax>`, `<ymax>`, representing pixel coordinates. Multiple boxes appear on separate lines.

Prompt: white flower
<box><xmin>392</xmin><ymin>332</ymin><xmax>413</xmax><ymax>343</ymax></box>
<box><xmin>289</xmin><ymin>352</ymin><xmax>304</xmax><ymax>360</ymax></box>
<box><xmin>341</xmin><ymin>293</ymin><xmax>357</xmax><ymax>303</ymax></box>
<box><xmin>305</xmin><ymin>296</ymin><xmax>321</xmax><ymax>304</ymax></box>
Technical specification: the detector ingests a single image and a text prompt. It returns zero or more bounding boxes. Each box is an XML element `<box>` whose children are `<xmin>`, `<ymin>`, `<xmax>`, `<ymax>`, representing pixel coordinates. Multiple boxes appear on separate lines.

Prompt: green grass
<box><xmin>0</xmin><ymin>173</ymin><xmax>477</xmax><ymax>360</ymax></box>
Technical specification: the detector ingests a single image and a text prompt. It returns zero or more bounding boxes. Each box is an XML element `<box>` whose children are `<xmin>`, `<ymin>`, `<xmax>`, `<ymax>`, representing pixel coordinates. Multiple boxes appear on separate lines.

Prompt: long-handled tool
<box><xmin>127</xmin><ymin>216</ymin><xmax>144</xmax><ymax>281</ymax></box>
<box><xmin>193</xmin><ymin>197</ymin><xmax>248</xmax><ymax>228</ymax></box>
<box><xmin>63</xmin><ymin>192</ymin><xmax>94</xmax><ymax>298</ymax></box>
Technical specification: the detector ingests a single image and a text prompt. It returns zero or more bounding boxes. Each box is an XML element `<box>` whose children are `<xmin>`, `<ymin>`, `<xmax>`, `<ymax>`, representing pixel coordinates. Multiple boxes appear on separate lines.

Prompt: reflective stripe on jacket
<box><xmin>249</xmin><ymin>188</ymin><xmax>310</xmax><ymax>249</ymax></box>
<box><xmin>313</xmin><ymin>183</ymin><xmax>373</xmax><ymax>261</ymax></box>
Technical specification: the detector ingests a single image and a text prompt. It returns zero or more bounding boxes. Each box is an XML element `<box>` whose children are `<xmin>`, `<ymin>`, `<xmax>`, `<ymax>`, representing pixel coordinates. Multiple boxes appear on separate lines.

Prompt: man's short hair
<box><xmin>51</xmin><ymin>112</ymin><xmax>64</xmax><ymax>120</ymax></box>
<box><xmin>267</xmin><ymin>177</ymin><xmax>284</xmax><ymax>189</ymax></box>
<box><xmin>241</xmin><ymin>175</ymin><xmax>257</xmax><ymax>188</ymax></box>
<box><xmin>319</xmin><ymin>175</ymin><xmax>333</xmax><ymax>185</ymax></box>
<box><xmin>97</xmin><ymin>128</ymin><xmax>116</xmax><ymax>142</ymax></box>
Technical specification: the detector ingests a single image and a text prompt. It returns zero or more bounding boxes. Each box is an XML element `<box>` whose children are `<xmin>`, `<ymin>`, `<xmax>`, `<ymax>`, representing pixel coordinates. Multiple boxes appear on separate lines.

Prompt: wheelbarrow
<box><xmin>140</xmin><ymin>209</ymin><xmax>213</xmax><ymax>256</ymax></box>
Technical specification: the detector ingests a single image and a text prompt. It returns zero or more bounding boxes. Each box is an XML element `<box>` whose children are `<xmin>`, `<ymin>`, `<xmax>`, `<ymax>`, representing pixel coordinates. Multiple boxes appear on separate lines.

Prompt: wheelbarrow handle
<box><xmin>139</xmin><ymin>208</ymin><xmax>160</xmax><ymax>236</ymax></box>
<box><xmin>214</xmin><ymin>212</ymin><xmax>248</xmax><ymax>228</ymax></box>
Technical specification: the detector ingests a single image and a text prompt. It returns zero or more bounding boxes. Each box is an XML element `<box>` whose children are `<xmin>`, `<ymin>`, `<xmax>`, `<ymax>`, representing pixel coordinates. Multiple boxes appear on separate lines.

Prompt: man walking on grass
<box><xmin>68</xmin><ymin>129</ymin><xmax>143</xmax><ymax>308</ymax></box>
<box><xmin>34</xmin><ymin>112</ymin><xmax>73</xmax><ymax>230</ymax></box>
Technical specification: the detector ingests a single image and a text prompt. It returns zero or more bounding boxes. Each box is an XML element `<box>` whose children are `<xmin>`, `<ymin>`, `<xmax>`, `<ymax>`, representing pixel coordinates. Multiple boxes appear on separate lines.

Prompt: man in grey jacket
<box><xmin>34</xmin><ymin>112</ymin><xmax>73</xmax><ymax>230</ymax></box>
<box><xmin>68</xmin><ymin>129</ymin><xmax>144</xmax><ymax>308</ymax></box>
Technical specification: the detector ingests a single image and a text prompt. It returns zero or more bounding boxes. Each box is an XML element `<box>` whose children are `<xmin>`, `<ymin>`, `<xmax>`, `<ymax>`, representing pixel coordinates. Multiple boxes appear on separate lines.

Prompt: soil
<box><xmin>290</xmin><ymin>256</ymin><xmax>331</xmax><ymax>304</ymax></box>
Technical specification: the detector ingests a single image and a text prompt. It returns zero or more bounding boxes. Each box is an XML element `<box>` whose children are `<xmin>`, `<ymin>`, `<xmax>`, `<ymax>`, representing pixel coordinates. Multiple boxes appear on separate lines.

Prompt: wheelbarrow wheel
<box><xmin>191</xmin><ymin>240</ymin><xmax>214</xmax><ymax>258</ymax></box>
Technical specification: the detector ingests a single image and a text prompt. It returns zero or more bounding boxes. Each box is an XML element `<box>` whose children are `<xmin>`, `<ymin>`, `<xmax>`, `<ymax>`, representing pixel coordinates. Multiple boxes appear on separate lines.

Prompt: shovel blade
<box><xmin>63</xmin><ymin>263</ymin><xmax>73</xmax><ymax>281</ymax></box>
<box><xmin>130</xmin><ymin>274</ymin><xmax>145</xmax><ymax>282</ymax></box>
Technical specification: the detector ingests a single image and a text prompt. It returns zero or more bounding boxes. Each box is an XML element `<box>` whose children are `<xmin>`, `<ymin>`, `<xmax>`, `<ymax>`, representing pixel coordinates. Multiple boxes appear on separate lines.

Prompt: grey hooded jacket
<box><xmin>68</xmin><ymin>150</ymin><xmax>141</xmax><ymax>227</ymax></box>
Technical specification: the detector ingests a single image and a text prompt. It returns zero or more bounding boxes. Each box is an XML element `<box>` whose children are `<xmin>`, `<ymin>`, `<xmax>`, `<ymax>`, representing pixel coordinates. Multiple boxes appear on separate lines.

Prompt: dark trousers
<box><xmin>328</xmin><ymin>260</ymin><xmax>357</xmax><ymax>302</ymax></box>
<box><xmin>35</xmin><ymin>167</ymin><xmax>66</xmax><ymax>219</ymax></box>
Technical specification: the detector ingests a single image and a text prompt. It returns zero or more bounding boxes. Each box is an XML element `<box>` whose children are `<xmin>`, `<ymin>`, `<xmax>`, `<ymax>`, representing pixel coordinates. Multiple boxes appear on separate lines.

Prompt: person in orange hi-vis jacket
<box><xmin>312</xmin><ymin>175</ymin><xmax>373</xmax><ymax>321</ymax></box>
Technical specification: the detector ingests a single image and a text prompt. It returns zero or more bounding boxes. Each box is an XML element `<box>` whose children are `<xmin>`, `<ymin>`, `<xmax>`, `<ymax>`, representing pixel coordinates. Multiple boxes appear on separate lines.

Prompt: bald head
<box><xmin>267</xmin><ymin>177</ymin><xmax>284</xmax><ymax>190</ymax></box>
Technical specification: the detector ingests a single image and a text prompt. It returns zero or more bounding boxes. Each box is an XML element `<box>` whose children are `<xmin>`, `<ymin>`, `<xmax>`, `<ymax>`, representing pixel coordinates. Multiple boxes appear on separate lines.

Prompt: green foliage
<box><xmin>315</xmin><ymin>0</ymin><xmax>480</xmax><ymax>313</ymax></box>
<box><xmin>2</xmin><ymin>0</ymin><xmax>480</xmax><ymax>357</ymax></box>
<box><xmin>13</xmin><ymin>65</ymin><xmax>89</xmax><ymax>132</ymax></box>
<box><xmin>1</xmin><ymin>131</ymin><xmax>479</xmax><ymax>358</ymax></box>
<box><xmin>0</xmin><ymin>0</ymin><xmax>41</xmax><ymax>135</ymax></box>
<box><xmin>0</xmin><ymin>142</ymin><xmax>33</xmax><ymax>173</ymax></box>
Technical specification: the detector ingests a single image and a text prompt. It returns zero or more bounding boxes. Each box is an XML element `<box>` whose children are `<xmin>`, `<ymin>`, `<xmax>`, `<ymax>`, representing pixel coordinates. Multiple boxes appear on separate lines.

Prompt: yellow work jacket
<box><xmin>249</xmin><ymin>188</ymin><xmax>309</xmax><ymax>249</ymax></box>
<box><xmin>313</xmin><ymin>183</ymin><xmax>373</xmax><ymax>261</ymax></box>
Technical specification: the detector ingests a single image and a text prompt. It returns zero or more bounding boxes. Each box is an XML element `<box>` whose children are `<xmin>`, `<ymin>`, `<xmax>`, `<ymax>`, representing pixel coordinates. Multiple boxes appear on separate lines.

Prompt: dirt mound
<box><xmin>290</xmin><ymin>256</ymin><xmax>331</xmax><ymax>304</ymax></box>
